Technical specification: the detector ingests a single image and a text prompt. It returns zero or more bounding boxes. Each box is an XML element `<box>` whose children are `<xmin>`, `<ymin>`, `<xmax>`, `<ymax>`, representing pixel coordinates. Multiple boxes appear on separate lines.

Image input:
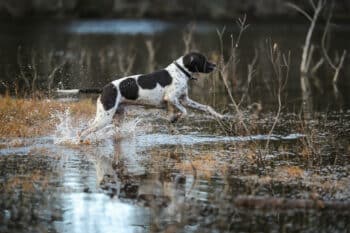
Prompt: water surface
<box><xmin>0</xmin><ymin>20</ymin><xmax>350</xmax><ymax>233</ymax></box>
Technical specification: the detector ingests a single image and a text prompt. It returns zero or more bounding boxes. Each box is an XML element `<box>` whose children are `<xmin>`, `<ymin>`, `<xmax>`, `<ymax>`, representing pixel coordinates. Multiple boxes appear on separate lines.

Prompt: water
<box><xmin>1</xmin><ymin>106</ymin><xmax>350</xmax><ymax>232</ymax></box>
<box><xmin>0</xmin><ymin>20</ymin><xmax>350</xmax><ymax>232</ymax></box>
<box><xmin>0</xmin><ymin>19</ymin><xmax>350</xmax><ymax>110</ymax></box>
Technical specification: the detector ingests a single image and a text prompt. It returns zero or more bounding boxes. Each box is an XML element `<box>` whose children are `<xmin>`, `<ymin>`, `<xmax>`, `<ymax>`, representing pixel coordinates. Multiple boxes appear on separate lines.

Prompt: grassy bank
<box><xmin>0</xmin><ymin>96</ymin><xmax>95</xmax><ymax>138</ymax></box>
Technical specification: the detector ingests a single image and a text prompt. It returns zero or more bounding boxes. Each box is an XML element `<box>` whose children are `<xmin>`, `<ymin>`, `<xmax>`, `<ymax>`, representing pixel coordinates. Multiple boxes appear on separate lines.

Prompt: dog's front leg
<box><xmin>183</xmin><ymin>96</ymin><xmax>224</xmax><ymax>119</ymax></box>
<box><xmin>167</xmin><ymin>98</ymin><xmax>187</xmax><ymax>123</ymax></box>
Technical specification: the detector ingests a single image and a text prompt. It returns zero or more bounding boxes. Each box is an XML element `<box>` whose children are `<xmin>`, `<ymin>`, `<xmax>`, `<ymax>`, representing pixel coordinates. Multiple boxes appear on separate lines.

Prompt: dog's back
<box><xmin>112</xmin><ymin>69</ymin><xmax>175</xmax><ymax>106</ymax></box>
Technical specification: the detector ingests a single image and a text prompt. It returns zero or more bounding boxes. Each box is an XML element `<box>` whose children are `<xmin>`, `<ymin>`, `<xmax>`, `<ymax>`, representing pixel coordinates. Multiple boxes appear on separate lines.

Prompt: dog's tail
<box><xmin>55</xmin><ymin>88</ymin><xmax>102</xmax><ymax>95</ymax></box>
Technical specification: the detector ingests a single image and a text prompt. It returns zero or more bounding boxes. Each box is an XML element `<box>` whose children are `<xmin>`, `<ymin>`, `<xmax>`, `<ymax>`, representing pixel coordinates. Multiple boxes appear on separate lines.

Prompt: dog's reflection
<box><xmin>93</xmin><ymin>137</ymin><xmax>143</xmax><ymax>183</ymax></box>
<box><xmin>85</xmin><ymin>136</ymin><xmax>189</xmax><ymax>230</ymax></box>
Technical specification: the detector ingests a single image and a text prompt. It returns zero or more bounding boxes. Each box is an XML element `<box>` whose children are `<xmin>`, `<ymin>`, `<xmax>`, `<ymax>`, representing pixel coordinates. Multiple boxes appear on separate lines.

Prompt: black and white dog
<box><xmin>58</xmin><ymin>52</ymin><xmax>224</xmax><ymax>140</ymax></box>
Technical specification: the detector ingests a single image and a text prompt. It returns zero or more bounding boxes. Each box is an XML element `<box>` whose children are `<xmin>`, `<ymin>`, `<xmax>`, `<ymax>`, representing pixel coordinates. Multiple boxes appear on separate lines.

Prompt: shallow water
<box><xmin>0</xmin><ymin>20</ymin><xmax>350</xmax><ymax>232</ymax></box>
<box><xmin>1</xmin><ymin>107</ymin><xmax>350</xmax><ymax>233</ymax></box>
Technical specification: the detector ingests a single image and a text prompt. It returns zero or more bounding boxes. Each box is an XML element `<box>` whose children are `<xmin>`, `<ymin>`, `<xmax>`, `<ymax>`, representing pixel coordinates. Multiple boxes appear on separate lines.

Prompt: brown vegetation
<box><xmin>0</xmin><ymin>95</ymin><xmax>95</xmax><ymax>138</ymax></box>
<box><xmin>3</xmin><ymin>170</ymin><xmax>49</xmax><ymax>192</ymax></box>
<box><xmin>234</xmin><ymin>196</ymin><xmax>350</xmax><ymax>210</ymax></box>
<box><xmin>174</xmin><ymin>153</ymin><xmax>227</xmax><ymax>179</ymax></box>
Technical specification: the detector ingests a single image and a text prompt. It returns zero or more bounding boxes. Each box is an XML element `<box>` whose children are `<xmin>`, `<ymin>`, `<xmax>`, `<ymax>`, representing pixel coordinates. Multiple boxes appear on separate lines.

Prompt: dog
<box><xmin>58</xmin><ymin>52</ymin><xmax>225</xmax><ymax>140</ymax></box>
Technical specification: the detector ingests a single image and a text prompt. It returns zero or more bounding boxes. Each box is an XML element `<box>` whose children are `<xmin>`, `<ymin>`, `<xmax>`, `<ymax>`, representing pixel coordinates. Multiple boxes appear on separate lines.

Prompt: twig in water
<box><xmin>238</xmin><ymin>48</ymin><xmax>258</xmax><ymax>107</ymax></box>
<box><xmin>265</xmin><ymin>42</ymin><xmax>291</xmax><ymax>151</ymax></box>
<box><xmin>215</xmin><ymin>17</ymin><xmax>265</xmax><ymax>167</ymax></box>
<box><xmin>235</xmin><ymin>14</ymin><xmax>250</xmax><ymax>48</ymax></box>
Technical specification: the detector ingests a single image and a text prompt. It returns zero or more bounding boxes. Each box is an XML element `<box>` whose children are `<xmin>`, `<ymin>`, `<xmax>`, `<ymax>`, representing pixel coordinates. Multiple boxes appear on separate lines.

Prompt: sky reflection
<box><xmin>61</xmin><ymin>193</ymin><xmax>148</xmax><ymax>233</ymax></box>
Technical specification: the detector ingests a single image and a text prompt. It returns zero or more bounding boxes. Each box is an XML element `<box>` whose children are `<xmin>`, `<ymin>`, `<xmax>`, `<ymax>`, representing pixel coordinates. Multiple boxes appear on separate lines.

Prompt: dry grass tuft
<box><xmin>275</xmin><ymin>166</ymin><xmax>305</xmax><ymax>178</ymax></box>
<box><xmin>4</xmin><ymin>170</ymin><xmax>49</xmax><ymax>192</ymax></box>
<box><xmin>0</xmin><ymin>96</ymin><xmax>95</xmax><ymax>138</ymax></box>
<box><xmin>175</xmin><ymin>153</ymin><xmax>226</xmax><ymax>179</ymax></box>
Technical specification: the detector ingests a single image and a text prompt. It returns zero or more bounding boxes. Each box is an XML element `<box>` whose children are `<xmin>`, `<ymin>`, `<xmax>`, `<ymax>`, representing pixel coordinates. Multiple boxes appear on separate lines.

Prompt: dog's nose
<box><xmin>208</xmin><ymin>63</ymin><xmax>216</xmax><ymax>69</ymax></box>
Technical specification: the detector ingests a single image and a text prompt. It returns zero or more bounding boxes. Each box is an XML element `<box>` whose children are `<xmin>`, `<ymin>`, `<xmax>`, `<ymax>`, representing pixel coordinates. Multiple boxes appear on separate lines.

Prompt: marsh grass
<box><xmin>3</xmin><ymin>170</ymin><xmax>49</xmax><ymax>193</ymax></box>
<box><xmin>0</xmin><ymin>95</ymin><xmax>95</xmax><ymax>138</ymax></box>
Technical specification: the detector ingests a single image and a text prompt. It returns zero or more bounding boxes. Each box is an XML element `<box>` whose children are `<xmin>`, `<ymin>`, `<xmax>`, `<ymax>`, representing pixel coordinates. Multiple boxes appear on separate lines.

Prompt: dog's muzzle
<box><xmin>205</xmin><ymin>63</ymin><xmax>217</xmax><ymax>73</ymax></box>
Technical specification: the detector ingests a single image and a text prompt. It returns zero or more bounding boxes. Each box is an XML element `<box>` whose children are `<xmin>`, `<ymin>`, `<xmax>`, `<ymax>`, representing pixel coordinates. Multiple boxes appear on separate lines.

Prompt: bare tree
<box><xmin>287</xmin><ymin>0</ymin><xmax>325</xmax><ymax>75</ymax></box>
<box><xmin>321</xmin><ymin>4</ymin><xmax>347</xmax><ymax>84</ymax></box>
<box><xmin>287</xmin><ymin>0</ymin><xmax>325</xmax><ymax>116</ymax></box>
<box><xmin>288</xmin><ymin>0</ymin><xmax>347</xmax><ymax>116</ymax></box>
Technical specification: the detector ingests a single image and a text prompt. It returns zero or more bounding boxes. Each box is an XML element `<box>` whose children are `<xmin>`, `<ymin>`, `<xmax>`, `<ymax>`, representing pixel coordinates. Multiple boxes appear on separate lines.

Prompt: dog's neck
<box><xmin>169</xmin><ymin>58</ymin><xmax>197</xmax><ymax>81</ymax></box>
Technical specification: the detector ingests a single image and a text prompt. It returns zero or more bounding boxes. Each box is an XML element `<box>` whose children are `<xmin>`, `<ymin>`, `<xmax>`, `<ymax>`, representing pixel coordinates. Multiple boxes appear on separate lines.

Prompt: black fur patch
<box><xmin>100</xmin><ymin>83</ymin><xmax>118</xmax><ymax>111</ymax></box>
<box><xmin>137</xmin><ymin>70</ymin><xmax>172</xmax><ymax>89</ymax></box>
<box><xmin>119</xmin><ymin>78</ymin><xmax>139</xmax><ymax>100</ymax></box>
<box><xmin>183</xmin><ymin>52</ymin><xmax>215</xmax><ymax>73</ymax></box>
<box><xmin>183</xmin><ymin>52</ymin><xmax>205</xmax><ymax>72</ymax></box>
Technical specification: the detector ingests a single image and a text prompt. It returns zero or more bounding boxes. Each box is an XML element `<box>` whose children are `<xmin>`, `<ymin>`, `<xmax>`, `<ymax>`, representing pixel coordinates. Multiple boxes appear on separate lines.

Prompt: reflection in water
<box><xmin>62</xmin><ymin>193</ymin><xmax>148</xmax><ymax>233</ymax></box>
<box><xmin>68</xmin><ymin>19</ymin><xmax>171</xmax><ymax>35</ymax></box>
<box><xmin>0</xmin><ymin>124</ymin><xmax>349</xmax><ymax>232</ymax></box>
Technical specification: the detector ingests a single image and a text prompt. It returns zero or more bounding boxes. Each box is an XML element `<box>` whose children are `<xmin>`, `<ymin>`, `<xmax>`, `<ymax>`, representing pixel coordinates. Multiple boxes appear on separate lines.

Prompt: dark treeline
<box><xmin>0</xmin><ymin>0</ymin><xmax>349</xmax><ymax>21</ymax></box>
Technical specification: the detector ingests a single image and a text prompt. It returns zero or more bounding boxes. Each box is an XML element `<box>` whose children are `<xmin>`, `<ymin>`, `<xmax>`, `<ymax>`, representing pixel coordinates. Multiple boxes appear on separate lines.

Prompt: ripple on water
<box><xmin>136</xmin><ymin>133</ymin><xmax>305</xmax><ymax>147</ymax></box>
<box><xmin>0</xmin><ymin>132</ymin><xmax>304</xmax><ymax>156</ymax></box>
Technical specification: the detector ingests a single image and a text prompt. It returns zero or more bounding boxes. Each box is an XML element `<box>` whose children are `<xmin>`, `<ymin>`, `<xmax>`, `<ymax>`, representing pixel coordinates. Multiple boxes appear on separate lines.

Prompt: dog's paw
<box><xmin>169</xmin><ymin>115</ymin><xmax>179</xmax><ymax>123</ymax></box>
<box><xmin>218</xmin><ymin>114</ymin><xmax>225</xmax><ymax>119</ymax></box>
<box><xmin>169</xmin><ymin>113</ymin><xmax>182</xmax><ymax>123</ymax></box>
<box><xmin>216</xmin><ymin>113</ymin><xmax>232</xmax><ymax>121</ymax></box>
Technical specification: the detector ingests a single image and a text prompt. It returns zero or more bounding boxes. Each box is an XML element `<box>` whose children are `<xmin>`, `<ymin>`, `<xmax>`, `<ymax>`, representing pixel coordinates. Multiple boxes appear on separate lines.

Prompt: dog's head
<box><xmin>182</xmin><ymin>52</ymin><xmax>216</xmax><ymax>73</ymax></box>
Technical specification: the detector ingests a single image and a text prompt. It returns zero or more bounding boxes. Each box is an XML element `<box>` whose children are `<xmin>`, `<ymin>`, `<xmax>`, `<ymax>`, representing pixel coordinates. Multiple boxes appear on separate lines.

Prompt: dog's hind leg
<box><xmin>80</xmin><ymin>83</ymin><xmax>120</xmax><ymax>140</ymax></box>
<box><xmin>80</xmin><ymin>97</ymin><xmax>119</xmax><ymax>140</ymax></box>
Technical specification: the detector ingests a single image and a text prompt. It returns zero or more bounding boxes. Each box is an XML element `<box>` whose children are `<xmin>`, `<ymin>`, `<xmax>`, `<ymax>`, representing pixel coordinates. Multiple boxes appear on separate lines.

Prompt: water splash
<box><xmin>115</xmin><ymin>118</ymin><xmax>144</xmax><ymax>139</ymax></box>
<box><xmin>52</xmin><ymin>110</ymin><xmax>144</xmax><ymax>145</ymax></box>
<box><xmin>53</xmin><ymin>109</ymin><xmax>83</xmax><ymax>145</ymax></box>
<box><xmin>53</xmin><ymin>110</ymin><xmax>117</xmax><ymax>145</ymax></box>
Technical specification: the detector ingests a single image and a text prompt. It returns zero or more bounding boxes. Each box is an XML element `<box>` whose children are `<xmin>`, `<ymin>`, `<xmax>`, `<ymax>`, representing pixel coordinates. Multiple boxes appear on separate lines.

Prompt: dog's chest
<box><xmin>166</xmin><ymin>68</ymin><xmax>188</xmax><ymax>94</ymax></box>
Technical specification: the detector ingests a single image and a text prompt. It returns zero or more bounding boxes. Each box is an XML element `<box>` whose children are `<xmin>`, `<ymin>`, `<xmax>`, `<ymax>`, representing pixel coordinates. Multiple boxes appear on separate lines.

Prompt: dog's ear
<box><xmin>183</xmin><ymin>52</ymin><xmax>200</xmax><ymax>72</ymax></box>
<box><xmin>190</xmin><ymin>56</ymin><xmax>194</xmax><ymax>64</ymax></box>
